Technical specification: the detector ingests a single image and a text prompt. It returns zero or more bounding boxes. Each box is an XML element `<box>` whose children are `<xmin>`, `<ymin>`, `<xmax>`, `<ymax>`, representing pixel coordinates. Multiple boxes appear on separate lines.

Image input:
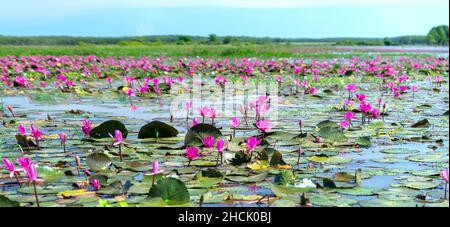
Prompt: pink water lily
<box><xmin>3</xmin><ymin>158</ymin><xmax>23</xmax><ymax>179</ymax></box>
<box><xmin>24</xmin><ymin>162</ymin><xmax>44</xmax><ymax>207</ymax></box>
<box><xmin>345</xmin><ymin>111</ymin><xmax>355</xmax><ymax>121</ymax></box>
<box><xmin>111</xmin><ymin>130</ymin><xmax>124</xmax><ymax>146</ymax></box>
<box><xmin>59</xmin><ymin>132</ymin><xmax>67</xmax><ymax>152</ymax></box>
<box><xmin>230</xmin><ymin>117</ymin><xmax>240</xmax><ymax>138</ymax></box>
<box><xmin>340</xmin><ymin>120</ymin><xmax>350</xmax><ymax>129</ymax></box>
<box><xmin>17</xmin><ymin>157</ymin><xmax>30</xmax><ymax>171</ymax></box>
<box><xmin>91</xmin><ymin>179</ymin><xmax>101</xmax><ymax>191</ymax></box>
<box><xmin>109</xmin><ymin>130</ymin><xmax>127</xmax><ymax>161</ymax></box>
<box><xmin>355</xmin><ymin>93</ymin><xmax>366</xmax><ymax>102</ymax></box>
<box><xmin>256</xmin><ymin>119</ymin><xmax>272</xmax><ymax>134</ymax></box>
<box><xmin>191</xmin><ymin>117</ymin><xmax>200</xmax><ymax>128</ymax></box>
<box><xmin>246</xmin><ymin>136</ymin><xmax>261</xmax><ymax>160</ymax></box>
<box><xmin>151</xmin><ymin>160</ymin><xmax>164</xmax><ymax>175</ymax></box>
<box><xmin>18</xmin><ymin>124</ymin><xmax>27</xmax><ymax>136</ymax></box>
<box><xmin>230</xmin><ymin>117</ymin><xmax>240</xmax><ymax>128</ymax></box>
<box><xmin>345</xmin><ymin>84</ymin><xmax>356</xmax><ymax>92</ymax></box>
<box><xmin>315</xmin><ymin>135</ymin><xmax>321</xmax><ymax>143</ymax></box>
<box><xmin>186</xmin><ymin>146</ymin><xmax>200</xmax><ymax>166</ymax></box>
<box><xmin>201</xmin><ymin>135</ymin><xmax>215</xmax><ymax>148</ymax></box>
<box><xmin>30</xmin><ymin>125</ymin><xmax>43</xmax><ymax>150</ymax></box>
<box><xmin>81</xmin><ymin>119</ymin><xmax>92</xmax><ymax>138</ymax></box>
<box><xmin>216</xmin><ymin>139</ymin><xmax>225</xmax><ymax>165</ymax></box>
<box><xmin>215</xmin><ymin>75</ymin><xmax>227</xmax><ymax>87</ymax></box>
<box><xmin>441</xmin><ymin>169</ymin><xmax>449</xmax><ymax>199</ymax></box>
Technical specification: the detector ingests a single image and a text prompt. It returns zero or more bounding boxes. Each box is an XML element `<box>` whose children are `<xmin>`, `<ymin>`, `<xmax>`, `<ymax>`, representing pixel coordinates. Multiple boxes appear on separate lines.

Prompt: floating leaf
<box><xmin>411</xmin><ymin>119</ymin><xmax>430</xmax><ymax>128</ymax></box>
<box><xmin>356</xmin><ymin>136</ymin><xmax>371</xmax><ymax>148</ymax></box>
<box><xmin>90</xmin><ymin>120</ymin><xmax>128</xmax><ymax>139</ymax></box>
<box><xmin>269</xmin><ymin>151</ymin><xmax>287</xmax><ymax>166</ymax></box>
<box><xmin>318</xmin><ymin>126</ymin><xmax>347</xmax><ymax>142</ymax></box>
<box><xmin>0</xmin><ymin>195</ymin><xmax>19</xmax><ymax>207</ymax></box>
<box><xmin>184</xmin><ymin>123</ymin><xmax>222</xmax><ymax>146</ymax></box>
<box><xmin>148</xmin><ymin>178</ymin><xmax>190</xmax><ymax>205</ymax></box>
<box><xmin>86</xmin><ymin>153</ymin><xmax>112</xmax><ymax>172</ymax></box>
<box><xmin>380</xmin><ymin>148</ymin><xmax>420</xmax><ymax>154</ymax></box>
<box><xmin>138</xmin><ymin>121</ymin><xmax>178</xmax><ymax>139</ymax></box>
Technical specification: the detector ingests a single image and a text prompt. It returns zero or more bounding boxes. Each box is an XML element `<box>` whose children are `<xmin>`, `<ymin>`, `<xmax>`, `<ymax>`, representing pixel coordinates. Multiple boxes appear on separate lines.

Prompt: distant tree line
<box><xmin>0</xmin><ymin>25</ymin><xmax>447</xmax><ymax>46</ymax></box>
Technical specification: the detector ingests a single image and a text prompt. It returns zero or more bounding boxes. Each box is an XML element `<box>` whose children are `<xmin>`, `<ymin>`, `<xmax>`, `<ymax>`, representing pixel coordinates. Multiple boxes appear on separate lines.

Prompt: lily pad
<box><xmin>380</xmin><ymin>148</ymin><xmax>420</xmax><ymax>154</ymax></box>
<box><xmin>86</xmin><ymin>153</ymin><xmax>112</xmax><ymax>172</ymax></box>
<box><xmin>184</xmin><ymin>123</ymin><xmax>222</xmax><ymax>146</ymax></box>
<box><xmin>411</xmin><ymin>119</ymin><xmax>431</xmax><ymax>128</ymax></box>
<box><xmin>318</xmin><ymin>126</ymin><xmax>347</xmax><ymax>142</ymax></box>
<box><xmin>90</xmin><ymin>120</ymin><xmax>128</xmax><ymax>139</ymax></box>
<box><xmin>0</xmin><ymin>195</ymin><xmax>19</xmax><ymax>207</ymax></box>
<box><xmin>148</xmin><ymin>177</ymin><xmax>190</xmax><ymax>205</ymax></box>
<box><xmin>138</xmin><ymin>121</ymin><xmax>178</xmax><ymax>139</ymax></box>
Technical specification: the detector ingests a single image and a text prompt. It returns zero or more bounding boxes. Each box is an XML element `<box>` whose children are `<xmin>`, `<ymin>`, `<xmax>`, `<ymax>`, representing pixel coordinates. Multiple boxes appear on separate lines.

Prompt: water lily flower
<box><xmin>299</xmin><ymin>119</ymin><xmax>303</xmax><ymax>134</ymax></box>
<box><xmin>201</xmin><ymin>135</ymin><xmax>215</xmax><ymax>148</ymax></box>
<box><xmin>246</xmin><ymin>136</ymin><xmax>261</xmax><ymax>160</ymax></box>
<box><xmin>149</xmin><ymin>160</ymin><xmax>164</xmax><ymax>185</ymax></box>
<box><xmin>17</xmin><ymin>157</ymin><xmax>30</xmax><ymax>172</ymax></box>
<box><xmin>109</xmin><ymin>130</ymin><xmax>127</xmax><ymax>161</ymax></box>
<box><xmin>359</xmin><ymin>101</ymin><xmax>372</xmax><ymax>124</ymax></box>
<box><xmin>197</xmin><ymin>106</ymin><xmax>210</xmax><ymax>123</ymax></box>
<box><xmin>206</xmin><ymin>108</ymin><xmax>217</xmax><ymax>125</ymax></box>
<box><xmin>186</xmin><ymin>146</ymin><xmax>200</xmax><ymax>166</ymax></box>
<box><xmin>18</xmin><ymin>124</ymin><xmax>27</xmax><ymax>136</ymax></box>
<box><xmin>216</xmin><ymin>139</ymin><xmax>225</xmax><ymax>165</ymax></box>
<box><xmin>294</xmin><ymin>179</ymin><xmax>317</xmax><ymax>189</ymax></box>
<box><xmin>340</xmin><ymin>120</ymin><xmax>350</xmax><ymax>129</ymax></box>
<box><xmin>58</xmin><ymin>132</ymin><xmax>67</xmax><ymax>153</ymax></box>
<box><xmin>215</xmin><ymin>75</ymin><xmax>227</xmax><ymax>88</ymax></box>
<box><xmin>24</xmin><ymin>162</ymin><xmax>44</xmax><ymax>207</ymax></box>
<box><xmin>30</xmin><ymin>125</ymin><xmax>43</xmax><ymax>150</ymax></box>
<box><xmin>191</xmin><ymin>117</ymin><xmax>200</xmax><ymax>128</ymax></box>
<box><xmin>151</xmin><ymin>160</ymin><xmax>164</xmax><ymax>175</ymax></box>
<box><xmin>345</xmin><ymin>84</ymin><xmax>356</xmax><ymax>93</ymax></box>
<box><xmin>84</xmin><ymin>169</ymin><xmax>92</xmax><ymax>177</ymax></box>
<box><xmin>230</xmin><ymin>117</ymin><xmax>240</xmax><ymax>138</ymax></box>
<box><xmin>314</xmin><ymin>135</ymin><xmax>321</xmax><ymax>143</ymax></box>
<box><xmin>371</xmin><ymin>108</ymin><xmax>380</xmax><ymax>119</ymax></box>
<box><xmin>355</xmin><ymin>93</ymin><xmax>366</xmax><ymax>102</ymax></box>
<box><xmin>91</xmin><ymin>179</ymin><xmax>101</xmax><ymax>191</ymax></box>
<box><xmin>441</xmin><ymin>169</ymin><xmax>449</xmax><ymax>199</ymax></box>
<box><xmin>81</xmin><ymin>119</ymin><xmax>92</xmax><ymax>138</ymax></box>
<box><xmin>256</xmin><ymin>119</ymin><xmax>272</xmax><ymax>134</ymax></box>
<box><xmin>2</xmin><ymin>158</ymin><xmax>23</xmax><ymax>185</ymax></box>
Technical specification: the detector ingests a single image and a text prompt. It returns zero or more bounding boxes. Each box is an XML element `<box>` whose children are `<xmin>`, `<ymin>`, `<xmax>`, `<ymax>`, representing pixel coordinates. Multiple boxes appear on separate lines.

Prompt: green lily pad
<box><xmin>337</xmin><ymin>187</ymin><xmax>377</xmax><ymax>196</ymax></box>
<box><xmin>148</xmin><ymin>177</ymin><xmax>190</xmax><ymax>205</ymax></box>
<box><xmin>411</xmin><ymin>119</ymin><xmax>430</xmax><ymax>128</ymax></box>
<box><xmin>380</xmin><ymin>148</ymin><xmax>420</xmax><ymax>154</ymax></box>
<box><xmin>86</xmin><ymin>153</ymin><xmax>112</xmax><ymax>172</ymax></box>
<box><xmin>138</xmin><ymin>121</ymin><xmax>178</xmax><ymax>139</ymax></box>
<box><xmin>318</xmin><ymin>126</ymin><xmax>347</xmax><ymax>142</ymax></box>
<box><xmin>184</xmin><ymin>123</ymin><xmax>222</xmax><ymax>146</ymax></box>
<box><xmin>0</xmin><ymin>195</ymin><xmax>19</xmax><ymax>207</ymax></box>
<box><xmin>269</xmin><ymin>151</ymin><xmax>287</xmax><ymax>166</ymax></box>
<box><xmin>402</xmin><ymin>181</ymin><xmax>440</xmax><ymax>190</ymax></box>
<box><xmin>407</xmin><ymin>154</ymin><xmax>445</xmax><ymax>163</ymax></box>
<box><xmin>90</xmin><ymin>120</ymin><xmax>128</xmax><ymax>139</ymax></box>
<box><xmin>356</xmin><ymin>136</ymin><xmax>371</xmax><ymax>148</ymax></box>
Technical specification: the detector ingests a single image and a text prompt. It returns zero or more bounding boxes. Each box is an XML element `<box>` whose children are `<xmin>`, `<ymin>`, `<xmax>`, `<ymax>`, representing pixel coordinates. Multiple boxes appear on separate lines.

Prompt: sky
<box><xmin>0</xmin><ymin>0</ymin><xmax>448</xmax><ymax>38</ymax></box>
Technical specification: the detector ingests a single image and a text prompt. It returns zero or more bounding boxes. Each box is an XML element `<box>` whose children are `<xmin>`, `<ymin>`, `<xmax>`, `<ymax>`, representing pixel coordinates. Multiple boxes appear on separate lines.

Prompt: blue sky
<box><xmin>0</xmin><ymin>0</ymin><xmax>448</xmax><ymax>38</ymax></box>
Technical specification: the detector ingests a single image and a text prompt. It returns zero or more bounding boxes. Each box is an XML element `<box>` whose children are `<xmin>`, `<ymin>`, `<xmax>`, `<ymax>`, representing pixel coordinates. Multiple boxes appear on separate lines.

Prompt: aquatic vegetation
<box><xmin>0</xmin><ymin>51</ymin><xmax>448</xmax><ymax>207</ymax></box>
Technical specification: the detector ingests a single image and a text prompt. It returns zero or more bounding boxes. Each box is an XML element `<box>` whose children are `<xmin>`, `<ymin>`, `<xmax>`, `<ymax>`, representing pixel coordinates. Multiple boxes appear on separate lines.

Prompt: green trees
<box><xmin>427</xmin><ymin>25</ymin><xmax>449</xmax><ymax>46</ymax></box>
